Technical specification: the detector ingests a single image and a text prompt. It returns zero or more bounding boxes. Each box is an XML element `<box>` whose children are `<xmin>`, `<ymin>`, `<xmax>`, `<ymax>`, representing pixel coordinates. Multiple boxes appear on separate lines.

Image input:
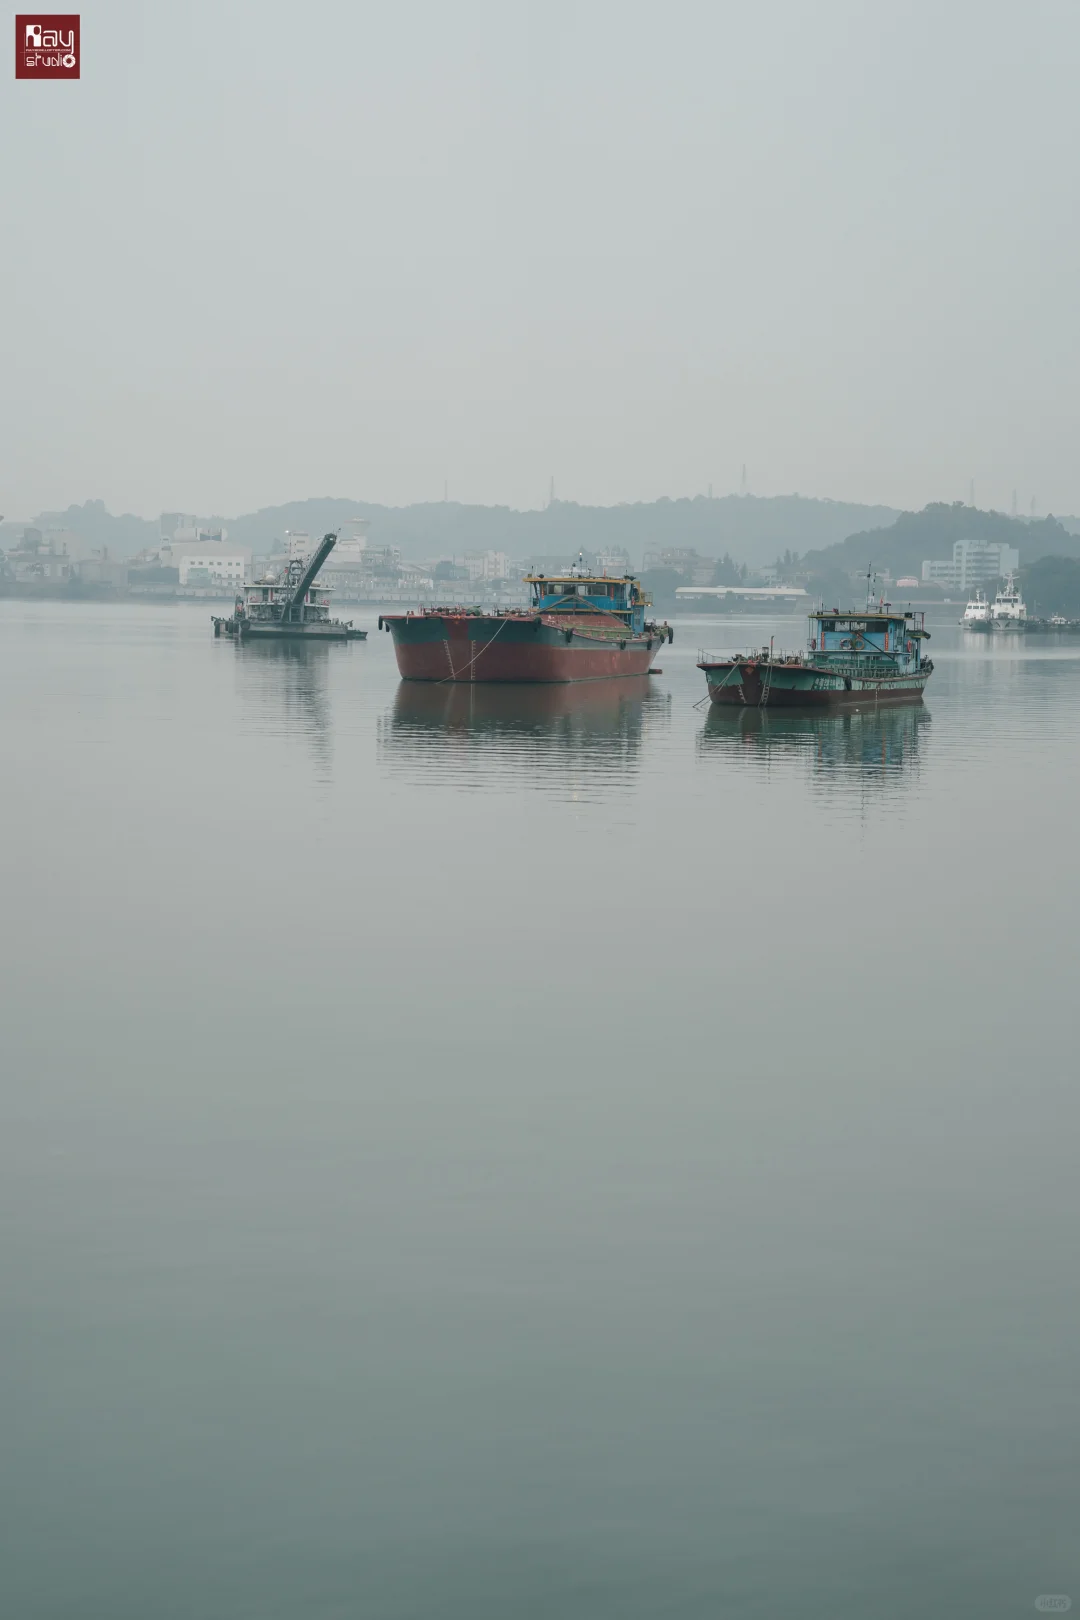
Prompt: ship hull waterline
<box><xmin>214</xmin><ymin>620</ymin><xmax>365</xmax><ymax>641</ymax></box>
<box><xmin>385</xmin><ymin>614</ymin><xmax>666</xmax><ymax>683</ymax></box>
<box><xmin>700</xmin><ymin>662</ymin><xmax>930</xmax><ymax>708</ymax></box>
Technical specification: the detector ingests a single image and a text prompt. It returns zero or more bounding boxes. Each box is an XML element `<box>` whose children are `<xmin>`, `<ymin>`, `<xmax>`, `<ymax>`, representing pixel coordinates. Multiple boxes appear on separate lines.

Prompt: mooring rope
<box><xmin>694</xmin><ymin>658</ymin><xmax>740</xmax><ymax>709</ymax></box>
<box><xmin>436</xmin><ymin>611</ymin><xmax>515</xmax><ymax>684</ymax></box>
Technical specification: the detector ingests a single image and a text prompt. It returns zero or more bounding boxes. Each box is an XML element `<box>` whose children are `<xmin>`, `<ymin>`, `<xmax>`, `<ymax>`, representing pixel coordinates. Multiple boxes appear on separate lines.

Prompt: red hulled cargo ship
<box><xmin>380</xmin><ymin>557</ymin><xmax>671</xmax><ymax>683</ymax></box>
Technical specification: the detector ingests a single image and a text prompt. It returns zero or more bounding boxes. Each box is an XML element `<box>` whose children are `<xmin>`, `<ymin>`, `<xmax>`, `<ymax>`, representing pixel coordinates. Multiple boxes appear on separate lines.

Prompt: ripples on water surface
<box><xmin>379</xmin><ymin>675</ymin><xmax>672</xmax><ymax>798</ymax></box>
<box><xmin>3</xmin><ymin>601</ymin><xmax>1080</xmax><ymax>1620</ymax></box>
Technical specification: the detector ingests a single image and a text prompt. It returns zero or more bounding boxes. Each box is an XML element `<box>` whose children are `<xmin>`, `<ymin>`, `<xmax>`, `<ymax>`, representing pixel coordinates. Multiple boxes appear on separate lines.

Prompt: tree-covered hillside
<box><xmin>1021</xmin><ymin>556</ymin><xmax>1080</xmax><ymax>617</ymax></box>
<box><xmin>14</xmin><ymin>495</ymin><xmax>1080</xmax><ymax>584</ymax></box>
<box><xmin>802</xmin><ymin>503</ymin><xmax>1080</xmax><ymax>588</ymax></box>
<box><xmin>3</xmin><ymin>499</ymin><xmax>159</xmax><ymax>555</ymax></box>
<box><xmin>222</xmin><ymin>493</ymin><xmax>899</xmax><ymax>570</ymax></box>
<box><xmin>7</xmin><ymin>493</ymin><xmax>900</xmax><ymax>566</ymax></box>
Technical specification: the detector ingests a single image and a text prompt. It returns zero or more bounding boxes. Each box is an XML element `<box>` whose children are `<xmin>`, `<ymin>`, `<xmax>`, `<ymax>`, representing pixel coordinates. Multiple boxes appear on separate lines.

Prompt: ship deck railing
<box><xmin>698</xmin><ymin>649</ymin><xmax>918</xmax><ymax>673</ymax></box>
<box><xmin>697</xmin><ymin>649</ymin><xmax>819</xmax><ymax>665</ymax></box>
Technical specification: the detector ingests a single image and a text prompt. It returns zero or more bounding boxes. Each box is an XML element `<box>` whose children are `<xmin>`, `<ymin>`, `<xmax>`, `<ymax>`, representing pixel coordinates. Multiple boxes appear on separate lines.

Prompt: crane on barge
<box><xmin>212</xmin><ymin>532</ymin><xmax>367</xmax><ymax>641</ymax></box>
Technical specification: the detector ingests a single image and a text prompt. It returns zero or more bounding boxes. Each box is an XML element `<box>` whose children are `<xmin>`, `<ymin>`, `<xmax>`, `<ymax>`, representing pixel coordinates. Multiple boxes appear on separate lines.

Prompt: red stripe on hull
<box><xmin>390</xmin><ymin>628</ymin><xmax>661</xmax><ymax>683</ymax></box>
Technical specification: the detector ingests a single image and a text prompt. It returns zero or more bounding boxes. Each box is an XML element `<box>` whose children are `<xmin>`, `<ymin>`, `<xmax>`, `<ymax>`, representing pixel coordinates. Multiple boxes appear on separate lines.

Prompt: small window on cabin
<box><xmin>823</xmin><ymin>620</ymin><xmax>837</xmax><ymax>632</ymax></box>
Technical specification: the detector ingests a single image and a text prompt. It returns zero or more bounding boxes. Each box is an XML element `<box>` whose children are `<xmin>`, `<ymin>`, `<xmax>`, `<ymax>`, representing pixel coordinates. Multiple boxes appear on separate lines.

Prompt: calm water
<box><xmin>2</xmin><ymin>599</ymin><xmax>1079</xmax><ymax>1619</ymax></box>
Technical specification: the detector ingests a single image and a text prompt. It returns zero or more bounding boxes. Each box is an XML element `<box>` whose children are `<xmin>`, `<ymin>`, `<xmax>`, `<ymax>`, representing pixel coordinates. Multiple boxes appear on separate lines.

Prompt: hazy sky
<box><xmin>3</xmin><ymin>0</ymin><xmax>1079</xmax><ymax>519</ymax></box>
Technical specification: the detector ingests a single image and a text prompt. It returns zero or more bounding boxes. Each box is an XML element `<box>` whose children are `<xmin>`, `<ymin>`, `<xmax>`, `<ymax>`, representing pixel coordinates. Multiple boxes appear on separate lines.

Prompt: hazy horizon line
<box><xmin>4</xmin><ymin>488</ymin><xmax>1067</xmax><ymax>526</ymax></box>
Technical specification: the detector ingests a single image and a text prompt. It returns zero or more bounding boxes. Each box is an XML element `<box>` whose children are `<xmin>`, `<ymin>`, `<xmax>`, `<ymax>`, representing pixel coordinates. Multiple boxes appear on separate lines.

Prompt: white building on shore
<box><xmin>158</xmin><ymin>514</ymin><xmax>250</xmax><ymax>586</ymax></box>
<box><xmin>460</xmin><ymin>550</ymin><xmax>509</xmax><ymax>582</ymax></box>
<box><xmin>174</xmin><ymin>545</ymin><xmax>252</xmax><ymax>587</ymax></box>
<box><xmin>921</xmin><ymin>540</ymin><xmax>1019</xmax><ymax>591</ymax></box>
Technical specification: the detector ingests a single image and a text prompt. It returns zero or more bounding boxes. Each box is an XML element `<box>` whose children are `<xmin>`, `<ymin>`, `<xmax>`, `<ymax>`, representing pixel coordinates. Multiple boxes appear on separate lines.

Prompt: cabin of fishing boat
<box><xmin>809</xmin><ymin>608</ymin><xmax>928</xmax><ymax>666</ymax></box>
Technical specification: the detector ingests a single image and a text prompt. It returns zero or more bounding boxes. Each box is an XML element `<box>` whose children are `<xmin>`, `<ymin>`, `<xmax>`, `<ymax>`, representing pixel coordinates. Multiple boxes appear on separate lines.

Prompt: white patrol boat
<box><xmin>961</xmin><ymin>589</ymin><xmax>992</xmax><ymax>628</ymax></box>
<box><xmin>991</xmin><ymin>573</ymin><xmax>1027</xmax><ymax>628</ymax></box>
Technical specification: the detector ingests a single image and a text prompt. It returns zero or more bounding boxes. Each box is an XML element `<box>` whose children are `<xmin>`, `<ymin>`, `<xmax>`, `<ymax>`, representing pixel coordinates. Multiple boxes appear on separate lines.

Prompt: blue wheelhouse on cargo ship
<box><xmin>525</xmin><ymin>553</ymin><xmax>653</xmax><ymax>636</ymax></box>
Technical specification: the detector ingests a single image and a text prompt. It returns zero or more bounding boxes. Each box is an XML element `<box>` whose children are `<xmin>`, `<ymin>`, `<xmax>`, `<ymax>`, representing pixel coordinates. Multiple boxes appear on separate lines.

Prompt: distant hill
<box><xmin>1021</xmin><ymin>556</ymin><xmax>1080</xmax><ymax>617</ymax></box>
<box><xmin>223</xmin><ymin>492</ymin><xmax>900</xmax><ymax>570</ymax></box>
<box><xmin>7</xmin><ymin>492</ymin><xmax>901</xmax><ymax>566</ymax></box>
<box><xmin>22</xmin><ymin>494</ymin><xmax>1080</xmax><ymax>577</ymax></box>
<box><xmin>1</xmin><ymin>499</ymin><xmax>158</xmax><ymax>555</ymax></box>
<box><xmin>802</xmin><ymin>503</ymin><xmax>1080</xmax><ymax>589</ymax></box>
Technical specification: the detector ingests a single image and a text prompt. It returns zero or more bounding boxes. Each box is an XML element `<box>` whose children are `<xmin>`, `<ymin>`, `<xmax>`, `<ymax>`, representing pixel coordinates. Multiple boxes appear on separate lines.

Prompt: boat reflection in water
<box><xmin>226</xmin><ymin>637</ymin><xmax>346</xmax><ymax>772</ymax></box>
<box><xmin>379</xmin><ymin>675</ymin><xmax>669</xmax><ymax>796</ymax></box>
<box><xmin>698</xmin><ymin>701</ymin><xmax>928</xmax><ymax>796</ymax></box>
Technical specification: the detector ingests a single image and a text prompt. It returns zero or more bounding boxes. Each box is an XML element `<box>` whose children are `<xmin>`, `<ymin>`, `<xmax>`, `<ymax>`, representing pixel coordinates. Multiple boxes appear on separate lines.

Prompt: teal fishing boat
<box><xmin>698</xmin><ymin>587</ymin><xmax>932</xmax><ymax>709</ymax></box>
